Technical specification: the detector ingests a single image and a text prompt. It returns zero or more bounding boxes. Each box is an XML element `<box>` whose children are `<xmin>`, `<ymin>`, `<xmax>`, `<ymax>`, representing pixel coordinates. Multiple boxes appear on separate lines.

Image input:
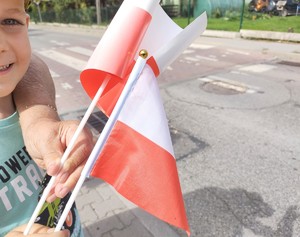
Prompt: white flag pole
<box><xmin>24</xmin><ymin>76</ymin><xmax>110</xmax><ymax>236</ymax></box>
<box><xmin>54</xmin><ymin>50</ymin><xmax>148</xmax><ymax>232</ymax></box>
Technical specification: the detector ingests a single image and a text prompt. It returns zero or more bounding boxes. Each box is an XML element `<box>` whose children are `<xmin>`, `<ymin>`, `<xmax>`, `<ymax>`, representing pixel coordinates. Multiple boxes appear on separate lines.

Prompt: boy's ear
<box><xmin>26</xmin><ymin>14</ymin><xmax>30</xmax><ymax>27</ymax></box>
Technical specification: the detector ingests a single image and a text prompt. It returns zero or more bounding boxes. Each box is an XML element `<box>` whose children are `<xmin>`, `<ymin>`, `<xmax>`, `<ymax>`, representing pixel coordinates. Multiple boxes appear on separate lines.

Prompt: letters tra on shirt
<box><xmin>0</xmin><ymin>146</ymin><xmax>42</xmax><ymax>212</ymax></box>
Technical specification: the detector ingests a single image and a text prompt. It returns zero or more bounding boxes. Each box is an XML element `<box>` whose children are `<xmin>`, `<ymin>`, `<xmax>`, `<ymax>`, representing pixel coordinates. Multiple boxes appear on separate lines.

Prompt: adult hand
<box><xmin>14</xmin><ymin>54</ymin><xmax>94</xmax><ymax>201</ymax></box>
<box><xmin>5</xmin><ymin>223</ymin><xmax>70</xmax><ymax>237</ymax></box>
<box><xmin>21</xmin><ymin>112</ymin><xmax>94</xmax><ymax>202</ymax></box>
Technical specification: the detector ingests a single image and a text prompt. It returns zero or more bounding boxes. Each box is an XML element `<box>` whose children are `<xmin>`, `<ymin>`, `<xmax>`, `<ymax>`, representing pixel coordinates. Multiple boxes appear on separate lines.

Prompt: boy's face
<box><xmin>0</xmin><ymin>0</ymin><xmax>31</xmax><ymax>97</ymax></box>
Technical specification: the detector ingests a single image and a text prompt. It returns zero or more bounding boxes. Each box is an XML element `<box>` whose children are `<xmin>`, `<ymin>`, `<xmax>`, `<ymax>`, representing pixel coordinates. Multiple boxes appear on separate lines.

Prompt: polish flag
<box><xmin>89</xmin><ymin>63</ymin><xmax>190</xmax><ymax>233</ymax></box>
<box><xmin>80</xmin><ymin>0</ymin><xmax>207</xmax><ymax>235</ymax></box>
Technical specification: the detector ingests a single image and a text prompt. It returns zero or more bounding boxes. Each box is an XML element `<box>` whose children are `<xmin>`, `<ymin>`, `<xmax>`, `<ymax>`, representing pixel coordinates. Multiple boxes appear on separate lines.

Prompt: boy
<box><xmin>0</xmin><ymin>0</ymin><xmax>83</xmax><ymax>236</ymax></box>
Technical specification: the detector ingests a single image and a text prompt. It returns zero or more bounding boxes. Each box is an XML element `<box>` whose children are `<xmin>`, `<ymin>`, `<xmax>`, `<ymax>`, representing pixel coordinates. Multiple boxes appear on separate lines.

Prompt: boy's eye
<box><xmin>2</xmin><ymin>19</ymin><xmax>22</xmax><ymax>26</ymax></box>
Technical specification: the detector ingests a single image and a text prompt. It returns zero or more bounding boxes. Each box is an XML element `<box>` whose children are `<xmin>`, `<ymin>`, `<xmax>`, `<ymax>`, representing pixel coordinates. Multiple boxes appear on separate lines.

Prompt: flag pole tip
<box><xmin>139</xmin><ymin>49</ymin><xmax>148</xmax><ymax>59</ymax></box>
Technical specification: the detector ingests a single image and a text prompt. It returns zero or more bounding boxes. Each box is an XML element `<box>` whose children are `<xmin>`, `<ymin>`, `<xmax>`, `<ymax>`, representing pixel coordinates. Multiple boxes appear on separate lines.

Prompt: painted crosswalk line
<box><xmin>38</xmin><ymin>49</ymin><xmax>87</xmax><ymax>71</ymax></box>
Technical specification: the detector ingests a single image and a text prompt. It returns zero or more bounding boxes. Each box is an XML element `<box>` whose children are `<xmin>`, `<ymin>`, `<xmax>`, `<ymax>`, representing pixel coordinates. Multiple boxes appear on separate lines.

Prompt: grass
<box><xmin>173</xmin><ymin>15</ymin><xmax>300</xmax><ymax>33</ymax></box>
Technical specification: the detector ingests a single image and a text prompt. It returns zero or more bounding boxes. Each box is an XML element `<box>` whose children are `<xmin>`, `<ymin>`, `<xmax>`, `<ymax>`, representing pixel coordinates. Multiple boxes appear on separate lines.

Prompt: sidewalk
<box><xmin>77</xmin><ymin>177</ymin><xmax>184</xmax><ymax>237</ymax></box>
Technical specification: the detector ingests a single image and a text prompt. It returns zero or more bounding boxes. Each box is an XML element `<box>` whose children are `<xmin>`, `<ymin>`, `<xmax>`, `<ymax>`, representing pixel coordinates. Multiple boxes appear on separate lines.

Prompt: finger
<box><xmin>6</xmin><ymin>223</ymin><xmax>46</xmax><ymax>233</ymax></box>
<box><xmin>42</xmin><ymin>141</ymin><xmax>64</xmax><ymax>176</ymax></box>
<box><xmin>57</xmin><ymin>127</ymin><xmax>93</xmax><ymax>178</ymax></box>
<box><xmin>46</xmin><ymin>152</ymin><xmax>86</xmax><ymax>201</ymax></box>
<box><xmin>55</xmin><ymin>159</ymin><xmax>85</xmax><ymax>198</ymax></box>
<box><xmin>46</xmin><ymin>228</ymin><xmax>70</xmax><ymax>237</ymax></box>
<box><xmin>6</xmin><ymin>224</ymin><xmax>69</xmax><ymax>237</ymax></box>
<box><xmin>45</xmin><ymin>143</ymin><xmax>88</xmax><ymax>201</ymax></box>
<box><xmin>46</xmin><ymin>185</ymin><xmax>57</xmax><ymax>203</ymax></box>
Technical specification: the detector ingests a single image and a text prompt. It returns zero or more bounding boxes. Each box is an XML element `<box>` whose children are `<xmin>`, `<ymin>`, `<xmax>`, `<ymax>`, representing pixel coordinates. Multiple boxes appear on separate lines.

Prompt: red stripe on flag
<box><xmin>80</xmin><ymin>57</ymin><xmax>159</xmax><ymax>117</ymax></box>
<box><xmin>90</xmin><ymin>121</ymin><xmax>190</xmax><ymax>235</ymax></box>
<box><xmin>80</xmin><ymin>7</ymin><xmax>152</xmax><ymax>117</ymax></box>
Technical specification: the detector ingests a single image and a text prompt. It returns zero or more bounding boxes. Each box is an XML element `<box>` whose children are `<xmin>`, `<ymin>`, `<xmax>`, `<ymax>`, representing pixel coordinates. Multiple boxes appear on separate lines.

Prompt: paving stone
<box><xmin>110</xmin><ymin>220</ymin><xmax>154</xmax><ymax>237</ymax></box>
<box><xmin>85</xmin><ymin>214</ymin><xmax>124</xmax><ymax>236</ymax></box>
<box><xmin>77</xmin><ymin>188</ymin><xmax>104</xmax><ymax>210</ymax></box>
<box><xmin>91</xmin><ymin>195</ymin><xmax>127</xmax><ymax>220</ymax></box>
<box><xmin>79</xmin><ymin>204</ymin><xmax>98</xmax><ymax>225</ymax></box>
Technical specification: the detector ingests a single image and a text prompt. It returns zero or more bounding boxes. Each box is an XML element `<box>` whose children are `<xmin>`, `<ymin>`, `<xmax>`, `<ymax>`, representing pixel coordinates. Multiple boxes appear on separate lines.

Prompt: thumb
<box><xmin>40</xmin><ymin>139</ymin><xmax>64</xmax><ymax>176</ymax></box>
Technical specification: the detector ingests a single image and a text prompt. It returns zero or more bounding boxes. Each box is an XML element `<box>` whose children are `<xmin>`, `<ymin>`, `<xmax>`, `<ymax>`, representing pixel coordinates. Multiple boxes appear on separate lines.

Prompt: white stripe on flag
<box><xmin>119</xmin><ymin>64</ymin><xmax>174</xmax><ymax>156</ymax></box>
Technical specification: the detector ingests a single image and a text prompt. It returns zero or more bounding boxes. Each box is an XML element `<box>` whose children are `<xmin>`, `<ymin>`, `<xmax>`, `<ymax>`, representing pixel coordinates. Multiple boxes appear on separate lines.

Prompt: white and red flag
<box><xmin>80</xmin><ymin>0</ymin><xmax>207</xmax><ymax>235</ymax></box>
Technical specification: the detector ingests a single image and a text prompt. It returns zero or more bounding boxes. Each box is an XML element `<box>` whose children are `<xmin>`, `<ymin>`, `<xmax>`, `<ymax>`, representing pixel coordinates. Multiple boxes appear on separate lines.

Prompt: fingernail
<box><xmin>47</xmin><ymin>161</ymin><xmax>61</xmax><ymax>176</ymax></box>
<box><xmin>47</xmin><ymin>193</ymin><xmax>57</xmax><ymax>203</ymax></box>
<box><xmin>59</xmin><ymin>172</ymin><xmax>69</xmax><ymax>183</ymax></box>
<box><xmin>58</xmin><ymin>186</ymin><xmax>69</xmax><ymax>198</ymax></box>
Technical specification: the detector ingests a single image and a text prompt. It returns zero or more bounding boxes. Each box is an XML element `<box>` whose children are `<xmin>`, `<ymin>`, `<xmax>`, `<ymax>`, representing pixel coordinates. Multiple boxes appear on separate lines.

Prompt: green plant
<box><xmin>224</xmin><ymin>10</ymin><xmax>240</xmax><ymax>21</ymax></box>
<box><xmin>212</xmin><ymin>8</ymin><xmax>222</xmax><ymax>18</ymax></box>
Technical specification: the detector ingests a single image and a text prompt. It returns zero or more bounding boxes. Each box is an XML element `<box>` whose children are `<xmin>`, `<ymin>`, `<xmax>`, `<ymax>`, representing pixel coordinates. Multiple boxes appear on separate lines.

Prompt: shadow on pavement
<box><xmin>184</xmin><ymin>187</ymin><xmax>299</xmax><ymax>237</ymax></box>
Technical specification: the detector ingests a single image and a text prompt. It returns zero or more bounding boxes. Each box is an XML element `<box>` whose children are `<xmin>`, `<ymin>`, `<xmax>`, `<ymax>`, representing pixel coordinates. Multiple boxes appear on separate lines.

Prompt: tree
<box><xmin>32</xmin><ymin>0</ymin><xmax>43</xmax><ymax>22</ymax></box>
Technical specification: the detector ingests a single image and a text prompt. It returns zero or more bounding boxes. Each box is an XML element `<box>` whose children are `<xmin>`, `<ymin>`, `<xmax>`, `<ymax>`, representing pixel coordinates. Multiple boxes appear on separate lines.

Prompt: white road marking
<box><xmin>61</xmin><ymin>83</ymin><xmax>73</xmax><ymax>90</ymax></box>
<box><xmin>50</xmin><ymin>40</ymin><xmax>70</xmax><ymax>46</ymax></box>
<box><xmin>183</xmin><ymin>49</ymin><xmax>195</xmax><ymax>54</ymax></box>
<box><xmin>227</xmin><ymin>49</ymin><xmax>250</xmax><ymax>55</ymax></box>
<box><xmin>67</xmin><ymin>46</ymin><xmax>94</xmax><ymax>57</ymax></box>
<box><xmin>184</xmin><ymin>56</ymin><xmax>201</xmax><ymax>62</ymax></box>
<box><xmin>38</xmin><ymin>50</ymin><xmax>87</xmax><ymax>71</ymax></box>
<box><xmin>199</xmin><ymin>75</ymin><xmax>262</xmax><ymax>94</ymax></box>
<box><xmin>189</xmin><ymin>43</ymin><xmax>215</xmax><ymax>49</ymax></box>
<box><xmin>195</xmin><ymin>55</ymin><xmax>218</xmax><ymax>62</ymax></box>
<box><xmin>239</xmin><ymin>64</ymin><xmax>276</xmax><ymax>73</ymax></box>
<box><xmin>49</xmin><ymin>69</ymin><xmax>60</xmax><ymax>78</ymax></box>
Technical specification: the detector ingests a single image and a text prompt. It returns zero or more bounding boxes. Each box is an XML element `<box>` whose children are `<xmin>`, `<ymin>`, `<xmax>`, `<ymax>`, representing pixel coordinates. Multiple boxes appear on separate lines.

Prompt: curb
<box><xmin>29</xmin><ymin>22</ymin><xmax>107</xmax><ymax>30</ymax></box>
<box><xmin>203</xmin><ymin>29</ymin><xmax>300</xmax><ymax>43</ymax></box>
<box><xmin>203</xmin><ymin>30</ymin><xmax>241</xmax><ymax>39</ymax></box>
<box><xmin>240</xmin><ymin>29</ymin><xmax>300</xmax><ymax>42</ymax></box>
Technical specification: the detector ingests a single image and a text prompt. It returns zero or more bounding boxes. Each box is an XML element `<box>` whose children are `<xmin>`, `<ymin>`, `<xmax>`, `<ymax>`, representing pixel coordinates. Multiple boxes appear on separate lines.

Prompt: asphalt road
<box><xmin>29</xmin><ymin>24</ymin><xmax>300</xmax><ymax>237</ymax></box>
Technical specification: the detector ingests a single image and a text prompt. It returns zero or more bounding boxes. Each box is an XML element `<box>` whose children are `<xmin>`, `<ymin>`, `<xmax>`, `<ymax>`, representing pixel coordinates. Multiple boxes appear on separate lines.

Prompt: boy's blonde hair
<box><xmin>24</xmin><ymin>0</ymin><xmax>31</xmax><ymax>9</ymax></box>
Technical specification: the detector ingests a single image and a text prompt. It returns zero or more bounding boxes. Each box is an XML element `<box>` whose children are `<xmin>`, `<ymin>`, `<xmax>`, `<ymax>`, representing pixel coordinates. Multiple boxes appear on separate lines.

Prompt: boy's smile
<box><xmin>0</xmin><ymin>64</ymin><xmax>12</xmax><ymax>72</ymax></box>
<box><xmin>0</xmin><ymin>63</ymin><xmax>14</xmax><ymax>72</ymax></box>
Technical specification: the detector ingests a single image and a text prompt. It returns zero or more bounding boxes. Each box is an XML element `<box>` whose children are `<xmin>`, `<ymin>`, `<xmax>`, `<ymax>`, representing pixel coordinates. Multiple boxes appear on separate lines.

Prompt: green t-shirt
<box><xmin>0</xmin><ymin>112</ymin><xmax>83</xmax><ymax>237</ymax></box>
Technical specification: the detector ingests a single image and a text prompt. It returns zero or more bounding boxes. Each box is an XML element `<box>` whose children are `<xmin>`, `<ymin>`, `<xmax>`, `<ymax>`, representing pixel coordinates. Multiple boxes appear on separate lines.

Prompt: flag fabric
<box><xmin>90</xmin><ymin>64</ymin><xmax>190</xmax><ymax>233</ymax></box>
<box><xmin>80</xmin><ymin>0</ymin><xmax>207</xmax><ymax>235</ymax></box>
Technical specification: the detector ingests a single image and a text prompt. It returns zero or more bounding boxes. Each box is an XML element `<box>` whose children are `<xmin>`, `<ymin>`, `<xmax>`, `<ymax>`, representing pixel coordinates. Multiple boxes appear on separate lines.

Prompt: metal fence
<box><xmin>28</xmin><ymin>1</ymin><xmax>244</xmax><ymax>24</ymax></box>
<box><xmin>29</xmin><ymin>5</ymin><xmax>120</xmax><ymax>24</ymax></box>
<box><xmin>193</xmin><ymin>0</ymin><xmax>243</xmax><ymax>17</ymax></box>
